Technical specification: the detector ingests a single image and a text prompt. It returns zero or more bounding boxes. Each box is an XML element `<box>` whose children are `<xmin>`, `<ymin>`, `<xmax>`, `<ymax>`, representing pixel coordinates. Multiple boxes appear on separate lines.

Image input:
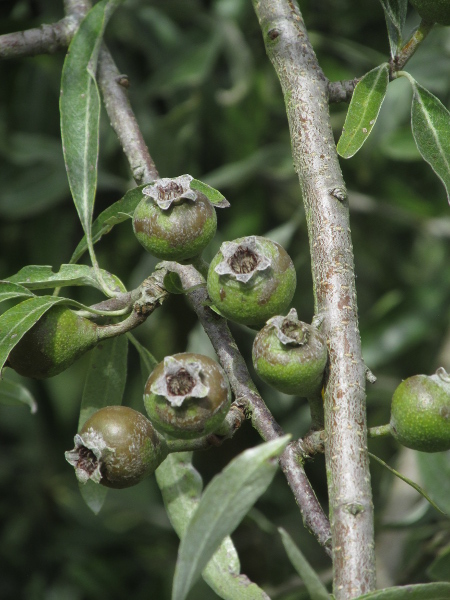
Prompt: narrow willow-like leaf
<box><xmin>0</xmin><ymin>378</ymin><xmax>37</xmax><ymax>413</ymax></box>
<box><xmin>156</xmin><ymin>453</ymin><xmax>270</xmax><ymax>600</ymax></box>
<box><xmin>355</xmin><ymin>582</ymin><xmax>450</xmax><ymax>599</ymax></box>
<box><xmin>70</xmin><ymin>185</ymin><xmax>146</xmax><ymax>263</ymax></box>
<box><xmin>60</xmin><ymin>0</ymin><xmax>119</xmax><ymax>240</ymax></box>
<box><xmin>0</xmin><ymin>296</ymin><xmax>67</xmax><ymax>373</ymax></box>
<box><xmin>279</xmin><ymin>528</ymin><xmax>331</xmax><ymax>600</ymax></box>
<box><xmin>368</xmin><ymin>452</ymin><xmax>446</xmax><ymax>515</ymax></box>
<box><xmin>416</xmin><ymin>451</ymin><xmax>450</xmax><ymax>515</ymax></box>
<box><xmin>0</xmin><ymin>281</ymin><xmax>34</xmax><ymax>304</ymax></box>
<box><xmin>190</xmin><ymin>179</ymin><xmax>230</xmax><ymax>208</ymax></box>
<box><xmin>76</xmin><ymin>335</ymin><xmax>128</xmax><ymax>514</ymax></box>
<box><xmin>337</xmin><ymin>63</ymin><xmax>390</xmax><ymax>158</ymax></box>
<box><xmin>126</xmin><ymin>333</ymin><xmax>158</xmax><ymax>387</ymax></box>
<box><xmin>78</xmin><ymin>480</ymin><xmax>108</xmax><ymax>516</ymax></box>
<box><xmin>78</xmin><ymin>335</ymin><xmax>128</xmax><ymax>430</ymax></box>
<box><xmin>6</xmin><ymin>264</ymin><xmax>124</xmax><ymax>294</ymax></box>
<box><xmin>172</xmin><ymin>436</ymin><xmax>290</xmax><ymax>600</ymax></box>
<box><xmin>378</xmin><ymin>0</ymin><xmax>407</xmax><ymax>56</ymax></box>
<box><xmin>410</xmin><ymin>81</ymin><xmax>450</xmax><ymax>202</ymax></box>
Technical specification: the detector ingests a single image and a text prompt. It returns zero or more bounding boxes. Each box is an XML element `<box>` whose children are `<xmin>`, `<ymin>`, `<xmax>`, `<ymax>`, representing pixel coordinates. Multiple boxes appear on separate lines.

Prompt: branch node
<box><xmin>329</xmin><ymin>187</ymin><xmax>347</xmax><ymax>202</ymax></box>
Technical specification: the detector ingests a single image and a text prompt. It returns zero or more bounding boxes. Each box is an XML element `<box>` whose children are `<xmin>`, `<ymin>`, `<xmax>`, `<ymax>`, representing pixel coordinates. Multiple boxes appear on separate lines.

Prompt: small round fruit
<box><xmin>252</xmin><ymin>309</ymin><xmax>327</xmax><ymax>397</ymax></box>
<box><xmin>65</xmin><ymin>406</ymin><xmax>169</xmax><ymax>489</ymax></box>
<box><xmin>207</xmin><ymin>236</ymin><xmax>296</xmax><ymax>329</ymax></box>
<box><xmin>7</xmin><ymin>305</ymin><xmax>99</xmax><ymax>379</ymax></box>
<box><xmin>390</xmin><ymin>368</ymin><xmax>450</xmax><ymax>453</ymax></box>
<box><xmin>133</xmin><ymin>174</ymin><xmax>217</xmax><ymax>261</ymax></box>
<box><xmin>144</xmin><ymin>353</ymin><xmax>231</xmax><ymax>440</ymax></box>
<box><xmin>409</xmin><ymin>0</ymin><xmax>450</xmax><ymax>26</ymax></box>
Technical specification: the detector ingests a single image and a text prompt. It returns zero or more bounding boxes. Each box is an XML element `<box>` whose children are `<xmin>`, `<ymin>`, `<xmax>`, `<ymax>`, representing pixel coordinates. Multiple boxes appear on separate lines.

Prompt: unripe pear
<box><xmin>390</xmin><ymin>368</ymin><xmax>450</xmax><ymax>452</ymax></box>
<box><xmin>252</xmin><ymin>309</ymin><xmax>328</xmax><ymax>397</ymax></box>
<box><xmin>8</xmin><ymin>305</ymin><xmax>99</xmax><ymax>379</ymax></box>
<box><xmin>207</xmin><ymin>236</ymin><xmax>296</xmax><ymax>329</ymax></box>
<box><xmin>133</xmin><ymin>175</ymin><xmax>217</xmax><ymax>261</ymax></box>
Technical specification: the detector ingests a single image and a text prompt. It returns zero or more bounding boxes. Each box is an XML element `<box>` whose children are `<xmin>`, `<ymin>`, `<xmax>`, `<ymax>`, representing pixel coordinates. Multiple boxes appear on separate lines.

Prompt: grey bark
<box><xmin>251</xmin><ymin>1</ymin><xmax>376</xmax><ymax>597</ymax></box>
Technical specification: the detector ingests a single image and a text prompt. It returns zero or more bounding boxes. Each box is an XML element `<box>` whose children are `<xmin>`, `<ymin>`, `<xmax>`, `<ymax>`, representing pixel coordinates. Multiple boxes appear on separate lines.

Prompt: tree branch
<box><xmin>0</xmin><ymin>0</ymin><xmax>158</xmax><ymax>187</ymax></box>
<box><xmin>328</xmin><ymin>78</ymin><xmax>359</xmax><ymax>104</ymax></box>
<box><xmin>251</xmin><ymin>1</ymin><xmax>375</xmax><ymax>597</ymax></box>
<box><xmin>97</xmin><ymin>47</ymin><xmax>159</xmax><ymax>185</ymax></box>
<box><xmin>160</xmin><ymin>262</ymin><xmax>332</xmax><ymax>556</ymax></box>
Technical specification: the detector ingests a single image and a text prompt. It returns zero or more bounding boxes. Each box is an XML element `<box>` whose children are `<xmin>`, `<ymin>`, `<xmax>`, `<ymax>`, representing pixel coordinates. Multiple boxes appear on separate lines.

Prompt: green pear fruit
<box><xmin>390</xmin><ymin>368</ymin><xmax>450</xmax><ymax>452</ymax></box>
<box><xmin>8</xmin><ymin>305</ymin><xmax>99</xmax><ymax>379</ymax></box>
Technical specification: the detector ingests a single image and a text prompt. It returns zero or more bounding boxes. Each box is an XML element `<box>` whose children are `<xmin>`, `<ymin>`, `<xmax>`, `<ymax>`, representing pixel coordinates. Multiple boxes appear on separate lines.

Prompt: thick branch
<box><xmin>0</xmin><ymin>17</ymin><xmax>78</xmax><ymax>59</ymax></box>
<box><xmin>161</xmin><ymin>262</ymin><xmax>332</xmax><ymax>555</ymax></box>
<box><xmin>251</xmin><ymin>1</ymin><xmax>375</xmax><ymax>597</ymax></box>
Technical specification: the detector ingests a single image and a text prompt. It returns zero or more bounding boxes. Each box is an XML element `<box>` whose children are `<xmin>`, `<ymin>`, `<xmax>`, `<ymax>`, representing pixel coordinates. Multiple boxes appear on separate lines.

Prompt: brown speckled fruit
<box><xmin>207</xmin><ymin>236</ymin><xmax>296</xmax><ymax>329</ymax></box>
<box><xmin>144</xmin><ymin>353</ymin><xmax>231</xmax><ymax>439</ymax></box>
<box><xmin>65</xmin><ymin>406</ymin><xmax>169</xmax><ymax>489</ymax></box>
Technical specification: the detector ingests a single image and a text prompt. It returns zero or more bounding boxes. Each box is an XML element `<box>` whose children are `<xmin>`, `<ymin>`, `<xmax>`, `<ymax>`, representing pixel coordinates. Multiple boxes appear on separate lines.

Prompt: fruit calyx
<box><xmin>150</xmin><ymin>355</ymin><xmax>209</xmax><ymax>407</ymax></box>
<box><xmin>214</xmin><ymin>236</ymin><xmax>271</xmax><ymax>283</ymax></box>
<box><xmin>65</xmin><ymin>428</ymin><xmax>113</xmax><ymax>485</ymax></box>
<box><xmin>267</xmin><ymin>308</ymin><xmax>309</xmax><ymax>346</ymax></box>
<box><xmin>142</xmin><ymin>174</ymin><xmax>198</xmax><ymax>210</ymax></box>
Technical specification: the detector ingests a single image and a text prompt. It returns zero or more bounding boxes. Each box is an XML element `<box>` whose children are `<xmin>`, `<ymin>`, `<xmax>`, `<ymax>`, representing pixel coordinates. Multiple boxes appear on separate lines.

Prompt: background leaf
<box><xmin>127</xmin><ymin>333</ymin><xmax>158</xmax><ymax>387</ymax></box>
<box><xmin>368</xmin><ymin>452</ymin><xmax>446</xmax><ymax>515</ymax></box>
<box><xmin>78</xmin><ymin>334</ymin><xmax>128</xmax><ymax>430</ymax></box>
<box><xmin>410</xmin><ymin>81</ymin><xmax>450</xmax><ymax>202</ymax></box>
<box><xmin>0</xmin><ymin>376</ymin><xmax>37</xmax><ymax>413</ymax></box>
<box><xmin>337</xmin><ymin>63</ymin><xmax>390</xmax><ymax>158</ymax></box>
<box><xmin>76</xmin><ymin>335</ymin><xmax>128</xmax><ymax>514</ymax></box>
<box><xmin>172</xmin><ymin>436</ymin><xmax>290</xmax><ymax>600</ymax></box>
<box><xmin>416</xmin><ymin>451</ymin><xmax>450</xmax><ymax>515</ymax></box>
<box><xmin>70</xmin><ymin>185</ymin><xmax>145</xmax><ymax>263</ymax></box>
<box><xmin>279</xmin><ymin>527</ymin><xmax>330</xmax><ymax>600</ymax></box>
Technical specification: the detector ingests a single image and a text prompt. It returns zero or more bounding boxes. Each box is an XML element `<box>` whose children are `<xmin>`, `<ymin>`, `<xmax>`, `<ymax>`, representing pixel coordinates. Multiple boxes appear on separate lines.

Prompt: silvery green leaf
<box><xmin>279</xmin><ymin>528</ymin><xmax>331</xmax><ymax>600</ymax></box>
<box><xmin>172</xmin><ymin>436</ymin><xmax>290</xmax><ymax>600</ymax></box>
<box><xmin>410</xmin><ymin>81</ymin><xmax>450</xmax><ymax>202</ymax></box>
<box><xmin>337</xmin><ymin>63</ymin><xmax>390</xmax><ymax>158</ymax></box>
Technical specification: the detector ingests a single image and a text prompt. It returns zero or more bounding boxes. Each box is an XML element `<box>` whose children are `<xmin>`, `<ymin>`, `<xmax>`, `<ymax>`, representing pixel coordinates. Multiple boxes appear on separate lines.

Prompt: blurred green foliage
<box><xmin>1</xmin><ymin>0</ymin><xmax>450</xmax><ymax>598</ymax></box>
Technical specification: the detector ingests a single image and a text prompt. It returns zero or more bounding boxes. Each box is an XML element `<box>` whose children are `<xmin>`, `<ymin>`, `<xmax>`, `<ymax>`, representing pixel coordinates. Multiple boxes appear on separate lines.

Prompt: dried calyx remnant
<box><xmin>142</xmin><ymin>175</ymin><xmax>197</xmax><ymax>210</ymax></box>
<box><xmin>214</xmin><ymin>237</ymin><xmax>271</xmax><ymax>283</ymax></box>
<box><xmin>65</xmin><ymin>428</ymin><xmax>113</xmax><ymax>485</ymax></box>
<box><xmin>273</xmin><ymin>309</ymin><xmax>310</xmax><ymax>346</ymax></box>
<box><xmin>150</xmin><ymin>356</ymin><xmax>209</xmax><ymax>407</ymax></box>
